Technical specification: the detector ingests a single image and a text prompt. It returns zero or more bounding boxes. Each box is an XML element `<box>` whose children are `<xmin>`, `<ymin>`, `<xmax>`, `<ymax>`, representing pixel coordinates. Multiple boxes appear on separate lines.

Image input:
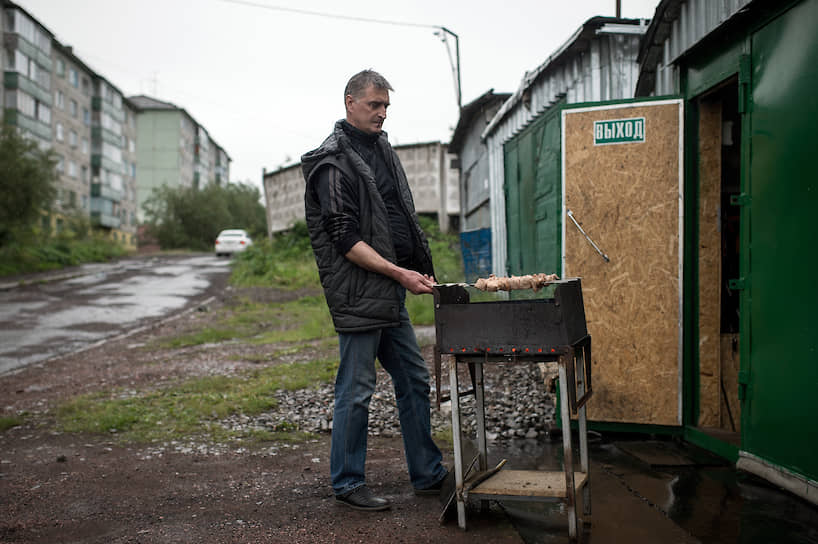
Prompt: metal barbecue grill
<box><xmin>433</xmin><ymin>277</ymin><xmax>593</xmax><ymax>540</ymax></box>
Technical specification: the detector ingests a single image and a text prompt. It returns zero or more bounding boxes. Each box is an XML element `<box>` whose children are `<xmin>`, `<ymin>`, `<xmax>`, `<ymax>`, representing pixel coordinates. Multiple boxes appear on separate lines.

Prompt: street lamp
<box><xmin>434</xmin><ymin>26</ymin><xmax>461</xmax><ymax>110</ymax></box>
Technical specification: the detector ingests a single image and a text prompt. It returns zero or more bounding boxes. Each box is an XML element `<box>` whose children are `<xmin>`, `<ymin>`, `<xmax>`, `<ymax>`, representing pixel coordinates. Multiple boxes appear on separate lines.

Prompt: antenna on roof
<box><xmin>616</xmin><ymin>0</ymin><xmax>621</xmax><ymax>18</ymax></box>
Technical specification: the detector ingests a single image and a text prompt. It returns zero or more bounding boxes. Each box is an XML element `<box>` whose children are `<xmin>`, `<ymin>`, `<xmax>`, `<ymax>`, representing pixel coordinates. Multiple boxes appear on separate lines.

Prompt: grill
<box><xmin>432</xmin><ymin>278</ymin><xmax>593</xmax><ymax>539</ymax></box>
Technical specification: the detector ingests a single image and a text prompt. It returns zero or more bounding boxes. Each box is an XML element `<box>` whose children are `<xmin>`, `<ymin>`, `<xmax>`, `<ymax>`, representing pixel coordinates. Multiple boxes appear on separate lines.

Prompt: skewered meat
<box><xmin>473</xmin><ymin>273</ymin><xmax>559</xmax><ymax>292</ymax></box>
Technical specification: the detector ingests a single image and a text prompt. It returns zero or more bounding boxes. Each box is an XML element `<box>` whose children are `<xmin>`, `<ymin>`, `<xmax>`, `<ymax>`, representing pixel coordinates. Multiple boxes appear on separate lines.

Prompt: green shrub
<box><xmin>230</xmin><ymin>222</ymin><xmax>319</xmax><ymax>289</ymax></box>
<box><xmin>0</xmin><ymin>217</ymin><xmax>126</xmax><ymax>277</ymax></box>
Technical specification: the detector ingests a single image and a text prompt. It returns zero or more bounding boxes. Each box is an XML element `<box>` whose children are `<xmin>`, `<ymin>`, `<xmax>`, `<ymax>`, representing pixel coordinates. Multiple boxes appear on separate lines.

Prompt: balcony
<box><xmin>91</xmin><ymin>183</ymin><xmax>124</xmax><ymax>202</ymax></box>
<box><xmin>3</xmin><ymin>108</ymin><xmax>51</xmax><ymax>141</ymax></box>
<box><xmin>91</xmin><ymin>125</ymin><xmax>123</xmax><ymax>147</ymax></box>
<box><xmin>4</xmin><ymin>71</ymin><xmax>51</xmax><ymax>105</ymax></box>
<box><xmin>91</xmin><ymin>154</ymin><xmax>126</xmax><ymax>175</ymax></box>
<box><xmin>91</xmin><ymin>96</ymin><xmax>125</xmax><ymax>123</ymax></box>
<box><xmin>3</xmin><ymin>34</ymin><xmax>52</xmax><ymax>71</ymax></box>
<box><xmin>91</xmin><ymin>211</ymin><xmax>121</xmax><ymax>229</ymax></box>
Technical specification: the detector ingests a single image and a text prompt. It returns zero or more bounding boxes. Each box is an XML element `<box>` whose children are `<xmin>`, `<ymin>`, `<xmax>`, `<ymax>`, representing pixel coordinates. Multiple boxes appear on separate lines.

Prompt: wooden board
<box><xmin>469</xmin><ymin>469</ymin><xmax>588</xmax><ymax>498</ymax></box>
<box><xmin>562</xmin><ymin>100</ymin><xmax>683</xmax><ymax>425</ymax></box>
<box><xmin>720</xmin><ymin>333</ymin><xmax>741</xmax><ymax>432</ymax></box>
<box><xmin>697</xmin><ymin>99</ymin><xmax>722</xmax><ymax>428</ymax></box>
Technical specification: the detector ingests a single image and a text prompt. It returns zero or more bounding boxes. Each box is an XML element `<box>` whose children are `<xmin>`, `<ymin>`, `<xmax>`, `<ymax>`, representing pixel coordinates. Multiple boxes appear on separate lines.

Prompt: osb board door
<box><xmin>561</xmin><ymin>99</ymin><xmax>683</xmax><ymax>425</ymax></box>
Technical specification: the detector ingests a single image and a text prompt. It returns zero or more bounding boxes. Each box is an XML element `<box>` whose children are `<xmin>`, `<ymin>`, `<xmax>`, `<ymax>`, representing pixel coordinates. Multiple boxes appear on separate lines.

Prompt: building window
<box><xmin>55</xmin><ymin>90</ymin><xmax>65</xmax><ymax>110</ymax></box>
<box><xmin>13</xmin><ymin>91</ymin><xmax>36</xmax><ymax>118</ymax></box>
<box><xmin>69</xmin><ymin>68</ymin><xmax>78</xmax><ymax>87</ymax></box>
<box><xmin>81</xmin><ymin>138</ymin><xmax>89</xmax><ymax>154</ymax></box>
<box><xmin>68</xmin><ymin>161</ymin><xmax>78</xmax><ymax>178</ymax></box>
<box><xmin>69</xmin><ymin>130</ymin><xmax>78</xmax><ymax>147</ymax></box>
<box><xmin>56</xmin><ymin>122</ymin><xmax>64</xmax><ymax>142</ymax></box>
<box><xmin>83</xmin><ymin>108</ymin><xmax>90</xmax><ymax>126</ymax></box>
<box><xmin>56</xmin><ymin>58</ymin><xmax>65</xmax><ymax>77</ymax></box>
<box><xmin>35</xmin><ymin>101</ymin><xmax>50</xmax><ymax>124</ymax></box>
<box><xmin>56</xmin><ymin>155</ymin><xmax>64</xmax><ymax>173</ymax></box>
<box><xmin>82</xmin><ymin>195</ymin><xmax>88</xmax><ymax>210</ymax></box>
<box><xmin>70</xmin><ymin>99</ymin><xmax>78</xmax><ymax>117</ymax></box>
<box><xmin>81</xmin><ymin>77</ymin><xmax>91</xmax><ymax>96</ymax></box>
<box><xmin>81</xmin><ymin>165</ymin><xmax>89</xmax><ymax>182</ymax></box>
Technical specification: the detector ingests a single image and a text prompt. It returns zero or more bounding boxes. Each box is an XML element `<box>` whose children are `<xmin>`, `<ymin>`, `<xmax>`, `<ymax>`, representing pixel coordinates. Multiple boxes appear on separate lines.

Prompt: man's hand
<box><xmin>397</xmin><ymin>270</ymin><xmax>436</xmax><ymax>295</ymax></box>
<box><xmin>345</xmin><ymin>241</ymin><xmax>436</xmax><ymax>295</ymax></box>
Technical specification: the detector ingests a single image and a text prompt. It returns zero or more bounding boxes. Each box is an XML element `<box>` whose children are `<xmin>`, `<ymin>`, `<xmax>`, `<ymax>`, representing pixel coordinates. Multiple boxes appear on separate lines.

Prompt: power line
<box><xmin>214</xmin><ymin>0</ymin><xmax>462</xmax><ymax>108</ymax></box>
<box><xmin>213</xmin><ymin>0</ymin><xmax>438</xmax><ymax>30</ymax></box>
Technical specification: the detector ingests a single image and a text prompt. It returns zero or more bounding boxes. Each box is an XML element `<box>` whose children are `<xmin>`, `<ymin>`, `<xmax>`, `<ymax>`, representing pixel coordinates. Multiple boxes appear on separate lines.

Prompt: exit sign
<box><xmin>594</xmin><ymin>117</ymin><xmax>645</xmax><ymax>145</ymax></box>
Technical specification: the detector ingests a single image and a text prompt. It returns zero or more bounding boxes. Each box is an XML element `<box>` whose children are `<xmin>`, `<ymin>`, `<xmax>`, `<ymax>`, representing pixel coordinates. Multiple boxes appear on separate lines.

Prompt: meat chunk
<box><xmin>474</xmin><ymin>273</ymin><xmax>559</xmax><ymax>292</ymax></box>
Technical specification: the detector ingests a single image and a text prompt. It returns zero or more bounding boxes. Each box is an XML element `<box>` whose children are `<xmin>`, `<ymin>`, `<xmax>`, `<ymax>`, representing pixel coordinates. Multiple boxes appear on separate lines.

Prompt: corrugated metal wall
<box><xmin>484</xmin><ymin>31</ymin><xmax>643</xmax><ymax>276</ymax></box>
<box><xmin>652</xmin><ymin>0</ymin><xmax>753</xmax><ymax>95</ymax></box>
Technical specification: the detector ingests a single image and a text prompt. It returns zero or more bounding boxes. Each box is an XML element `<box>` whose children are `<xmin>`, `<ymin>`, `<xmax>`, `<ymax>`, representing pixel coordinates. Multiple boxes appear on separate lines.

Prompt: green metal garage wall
<box><xmin>741</xmin><ymin>0</ymin><xmax>818</xmax><ymax>485</ymax></box>
<box><xmin>684</xmin><ymin>0</ymin><xmax>818</xmax><ymax>493</ymax></box>
<box><xmin>503</xmin><ymin>102</ymin><xmax>563</xmax><ymax>278</ymax></box>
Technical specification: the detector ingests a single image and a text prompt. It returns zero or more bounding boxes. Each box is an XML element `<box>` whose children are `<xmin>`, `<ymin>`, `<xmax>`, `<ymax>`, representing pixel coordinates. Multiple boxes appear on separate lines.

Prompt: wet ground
<box><xmin>490</xmin><ymin>435</ymin><xmax>818</xmax><ymax>543</ymax></box>
<box><xmin>0</xmin><ymin>254</ymin><xmax>230</xmax><ymax>374</ymax></box>
<box><xmin>2</xmin><ymin>259</ymin><xmax>817</xmax><ymax>543</ymax></box>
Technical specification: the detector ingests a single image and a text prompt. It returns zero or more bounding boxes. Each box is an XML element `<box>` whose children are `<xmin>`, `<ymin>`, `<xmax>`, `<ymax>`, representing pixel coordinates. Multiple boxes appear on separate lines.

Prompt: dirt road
<box><xmin>0</xmin><ymin>278</ymin><xmax>523</xmax><ymax>543</ymax></box>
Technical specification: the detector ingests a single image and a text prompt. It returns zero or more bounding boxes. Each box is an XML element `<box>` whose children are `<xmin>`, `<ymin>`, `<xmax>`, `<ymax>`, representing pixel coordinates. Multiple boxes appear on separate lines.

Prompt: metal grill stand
<box><xmin>433</xmin><ymin>279</ymin><xmax>593</xmax><ymax>540</ymax></box>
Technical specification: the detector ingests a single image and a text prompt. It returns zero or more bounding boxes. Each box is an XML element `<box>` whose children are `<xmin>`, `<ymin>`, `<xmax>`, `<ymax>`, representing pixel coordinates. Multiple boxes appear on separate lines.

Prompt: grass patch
<box><xmin>55</xmin><ymin>358</ymin><xmax>339</xmax><ymax>444</ymax></box>
<box><xmin>433</xmin><ymin>425</ymin><xmax>454</xmax><ymax>449</ymax></box>
<box><xmin>250</xmin><ymin>296</ymin><xmax>334</xmax><ymax>344</ymax></box>
<box><xmin>0</xmin><ymin>415</ymin><xmax>24</xmax><ymax>432</ymax></box>
<box><xmin>155</xmin><ymin>296</ymin><xmax>335</xmax><ymax>349</ymax></box>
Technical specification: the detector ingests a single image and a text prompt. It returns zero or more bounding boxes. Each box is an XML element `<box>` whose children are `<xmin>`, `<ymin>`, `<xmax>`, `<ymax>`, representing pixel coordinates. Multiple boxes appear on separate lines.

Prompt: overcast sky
<box><xmin>18</xmin><ymin>0</ymin><xmax>659</xmax><ymax>190</ymax></box>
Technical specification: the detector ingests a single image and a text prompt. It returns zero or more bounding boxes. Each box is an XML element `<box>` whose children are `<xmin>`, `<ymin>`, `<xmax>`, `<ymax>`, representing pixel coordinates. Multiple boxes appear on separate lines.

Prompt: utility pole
<box><xmin>435</xmin><ymin>26</ymin><xmax>461</xmax><ymax>110</ymax></box>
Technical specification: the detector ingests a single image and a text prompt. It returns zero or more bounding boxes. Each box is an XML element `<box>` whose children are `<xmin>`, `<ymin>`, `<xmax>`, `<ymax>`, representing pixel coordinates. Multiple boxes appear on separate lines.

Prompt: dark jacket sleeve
<box><xmin>312</xmin><ymin>164</ymin><xmax>362</xmax><ymax>256</ymax></box>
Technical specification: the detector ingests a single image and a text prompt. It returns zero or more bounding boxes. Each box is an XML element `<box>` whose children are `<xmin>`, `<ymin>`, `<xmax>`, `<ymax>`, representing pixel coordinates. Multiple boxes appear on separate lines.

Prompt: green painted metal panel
<box><xmin>742</xmin><ymin>0</ymin><xmax>818</xmax><ymax>481</ymax></box>
<box><xmin>684</xmin><ymin>426</ymin><xmax>739</xmax><ymax>463</ymax></box>
<box><xmin>533</xmin><ymin>107</ymin><xmax>562</xmax><ymax>276</ymax></box>
<box><xmin>685</xmin><ymin>39</ymin><xmax>745</xmax><ymax>99</ymax></box>
<box><xmin>517</xmin><ymin>128</ymin><xmax>536</xmax><ymax>273</ymax></box>
<box><xmin>503</xmin><ymin>104</ymin><xmax>563</xmax><ymax>278</ymax></box>
<box><xmin>504</xmin><ymin>143</ymin><xmax>521</xmax><ymax>275</ymax></box>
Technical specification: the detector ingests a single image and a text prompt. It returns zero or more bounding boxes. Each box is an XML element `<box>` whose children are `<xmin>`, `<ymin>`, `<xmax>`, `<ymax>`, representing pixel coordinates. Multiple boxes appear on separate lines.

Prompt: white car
<box><xmin>215</xmin><ymin>229</ymin><xmax>253</xmax><ymax>257</ymax></box>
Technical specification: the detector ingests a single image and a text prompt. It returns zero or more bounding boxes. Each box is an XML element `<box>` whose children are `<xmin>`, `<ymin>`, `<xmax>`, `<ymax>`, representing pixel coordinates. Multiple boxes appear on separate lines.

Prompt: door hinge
<box><xmin>728</xmin><ymin>277</ymin><xmax>746</xmax><ymax>290</ymax></box>
<box><xmin>730</xmin><ymin>193</ymin><xmax>751</xmax><ymax>206</ymax></box>
<box><xmin>738</xmin><ymin>54</ymin><xmax>751</xmax><ymax>114</ymax></box>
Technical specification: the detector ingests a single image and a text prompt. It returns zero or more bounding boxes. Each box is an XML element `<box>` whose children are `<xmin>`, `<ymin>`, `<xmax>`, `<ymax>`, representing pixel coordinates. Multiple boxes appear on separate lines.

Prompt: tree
<box><xmin>222</xmin><ymin>183</ymin><xmax>267</xmax><ymax>240</ymax></box>
<box><xmin>142</xmin><ymin>181</ymin><xmax>267</xmax><ymax>251</ymax></box>
<box><xmin>0</xmin><ymin>125</ymin><xmax>57</xmax><ymax>246</ymax></box>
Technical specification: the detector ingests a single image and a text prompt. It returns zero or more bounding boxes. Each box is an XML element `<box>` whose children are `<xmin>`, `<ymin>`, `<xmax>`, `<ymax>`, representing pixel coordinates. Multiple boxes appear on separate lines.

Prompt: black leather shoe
<box><xmin>335</xmin><ymin>485</ymin><xmax>391</xmax><ymax>511</ymax></box>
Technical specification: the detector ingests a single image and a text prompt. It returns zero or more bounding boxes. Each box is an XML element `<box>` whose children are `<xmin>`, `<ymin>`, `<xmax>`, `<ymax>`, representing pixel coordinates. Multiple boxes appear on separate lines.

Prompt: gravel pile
<box><xmin>233</xmin><ymin>361</ymin><xmax>558</xmax><ymax>445</ymax></box>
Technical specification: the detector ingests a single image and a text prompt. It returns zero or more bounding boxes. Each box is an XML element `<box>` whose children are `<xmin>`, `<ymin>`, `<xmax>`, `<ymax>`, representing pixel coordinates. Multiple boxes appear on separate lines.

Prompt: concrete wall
<box><xmin>135</xmin><ymin>110</ymin><xmax>181</xmax><ymax>221</ymax></box>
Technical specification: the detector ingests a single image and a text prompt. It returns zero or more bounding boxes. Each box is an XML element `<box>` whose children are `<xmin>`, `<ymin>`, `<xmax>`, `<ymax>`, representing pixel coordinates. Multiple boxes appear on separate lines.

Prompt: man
<box><xmin>301</xmin><ymin>70</ymin><xmax>448</xmax><ymax>511</ymax></box>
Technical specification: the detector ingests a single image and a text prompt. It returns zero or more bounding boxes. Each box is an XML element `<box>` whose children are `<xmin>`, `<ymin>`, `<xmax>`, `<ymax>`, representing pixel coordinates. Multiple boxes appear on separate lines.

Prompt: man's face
<box><xmin>346</xmin><ymin>84</ymin><xmax>390</xmax><ymax>135</ymax></box>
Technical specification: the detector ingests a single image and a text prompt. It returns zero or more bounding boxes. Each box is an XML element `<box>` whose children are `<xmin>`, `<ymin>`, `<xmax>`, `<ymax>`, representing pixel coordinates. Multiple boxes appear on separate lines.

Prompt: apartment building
<box><xmin>51</xmin><ymin>43</ymin><xmax>92</xmax><ymax>223</ymax></box>
<box><xmin>4</xmin><ymin>1</ymin><xmax>229</xmax><ymax>248</ymax></box>
<box><xmin>2</xmin><ymin>2</ymin><xmax>53</xmax><ymax>150</ymax></box>
<box><xmin>90</xmin><ymin>76</ymin><xmax>137</xmax><ymax>247</ymax></box>
<box><xmin>129</xmin><ymin>94</ymin><xmax>230</xmax><ymax>222</ymax></box>
<box><xmin>2</xmin><ymin>2</ymin><xmax>138</xmax><ymax>248</ymax></box>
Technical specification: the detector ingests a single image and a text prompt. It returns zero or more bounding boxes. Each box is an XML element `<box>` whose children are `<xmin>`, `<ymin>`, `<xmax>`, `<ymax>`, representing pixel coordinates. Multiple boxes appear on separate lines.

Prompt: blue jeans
<box><xmin>331</xmin><ymin>294</ymin><xmax>446</xmax><ymax>496</ymax></box>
